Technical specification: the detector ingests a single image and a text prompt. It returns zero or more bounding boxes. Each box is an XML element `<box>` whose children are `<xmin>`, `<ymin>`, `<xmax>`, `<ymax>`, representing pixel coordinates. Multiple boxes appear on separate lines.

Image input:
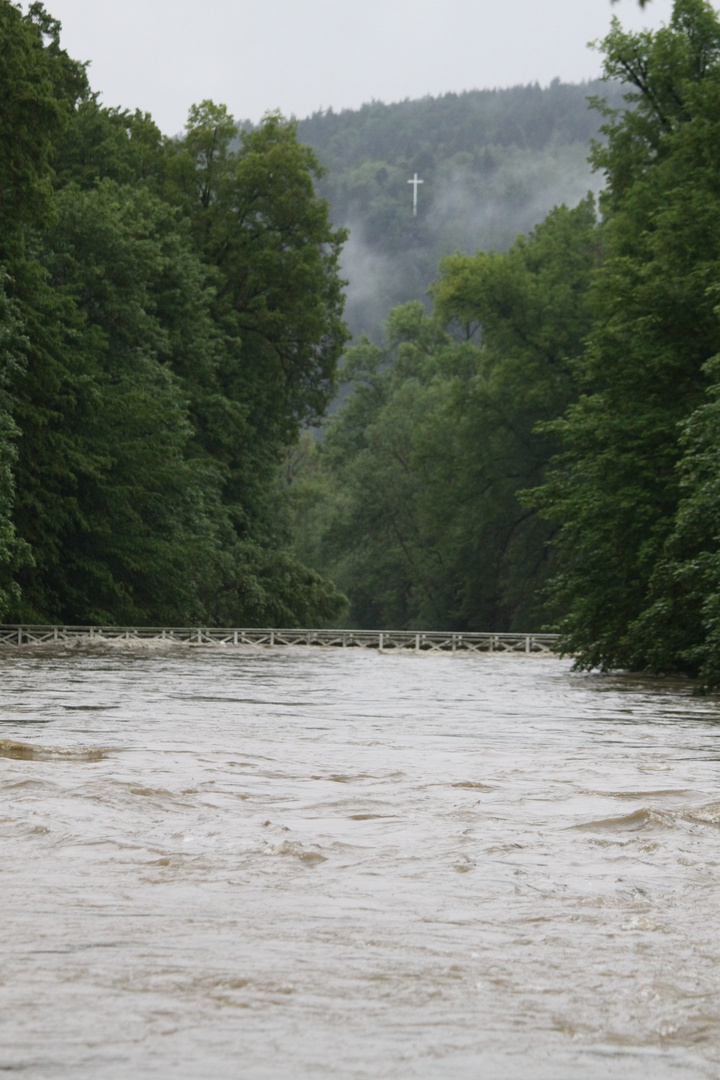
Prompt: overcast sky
<box><xmin>42</xmin><ymin>0</ymin><xmax>679</xmax><ymax>135</ymax></box>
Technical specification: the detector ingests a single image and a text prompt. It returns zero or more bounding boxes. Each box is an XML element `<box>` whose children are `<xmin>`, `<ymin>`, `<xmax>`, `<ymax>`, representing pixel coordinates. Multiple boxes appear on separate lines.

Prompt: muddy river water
<box><xmin>2</xmin><ymin>646</ymin><xmax>720</xmax><ymax>1078</ymax></box>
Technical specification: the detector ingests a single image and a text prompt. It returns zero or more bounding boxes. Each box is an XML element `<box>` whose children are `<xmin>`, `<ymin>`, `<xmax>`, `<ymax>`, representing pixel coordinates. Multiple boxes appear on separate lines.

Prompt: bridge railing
<box><xmin>0</xmin><ymin>625</ymin><xmax>559</xmax><ymax>654</ymax></box>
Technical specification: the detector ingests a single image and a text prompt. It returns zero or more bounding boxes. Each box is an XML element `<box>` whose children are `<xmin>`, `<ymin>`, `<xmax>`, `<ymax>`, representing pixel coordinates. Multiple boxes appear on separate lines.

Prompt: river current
<box><xmin>2</xmin><ymin>646</ymin><xmax>720</xmax><ymax>1078</ymax></box>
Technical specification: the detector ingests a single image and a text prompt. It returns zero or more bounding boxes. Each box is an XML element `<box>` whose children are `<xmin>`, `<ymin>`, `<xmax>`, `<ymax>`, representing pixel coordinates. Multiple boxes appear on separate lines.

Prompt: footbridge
<box><xmin>0</xmin><ymin>625</ymin><xmax>559</xmax><ymax>654</ymax></box>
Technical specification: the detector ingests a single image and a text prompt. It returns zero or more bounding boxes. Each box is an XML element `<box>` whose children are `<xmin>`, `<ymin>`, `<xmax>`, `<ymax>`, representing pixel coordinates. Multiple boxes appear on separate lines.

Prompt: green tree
<box><xmin>291</xmin><ymin>305</ymin><xmax>459</xmax><ymax>629</ymax></box>
<box><xmin>6</xmin><ymin>179</ymin><xmax>223</xmax><ymax>623</ymax></box>
<box><xmin>629</xmin><ymin>360</ymin><xmax>720</xmax><ymax>685</ymax></box>
<box><xmin>430</xmin><ymin>197</ymin><xmax>599</xmax><ymax>630</ymax></box>
<box><xmin>0</xmin><ymin>4</ymin><xmax>349</xmax><ymax>627</ymax></box>
<box><xmin>54</xmin><ymin>97</ymin><xmax>167</xmax><ymax>192</ymax></box>
<box><xmin>535</xmin><ymin>0</ymin><xmax>720</xmax><ymax>676</ymax></box>
<box><xmin>165</xmin><ymin>105</ymin><xmax>349</xmax><ymax>624</ymax></box>
<box><xmin>0</xmin><ymin>274</ymin><xmax>26</xmax><ymax>613</ymax></box>
<box><xmin>0</xmin><ymin>1</ymin><xmax>89</xmax><ymax>619</ymax></box>
<box><xmin>0</xmin><ymin>1</ymin><xmax>87</xmax><ymax>260</ymax></box>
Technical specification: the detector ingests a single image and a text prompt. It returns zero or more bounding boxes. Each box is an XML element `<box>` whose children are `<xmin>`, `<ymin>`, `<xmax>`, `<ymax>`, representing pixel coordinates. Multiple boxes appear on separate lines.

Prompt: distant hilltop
<box><xmin>295</xmin><ymin>79</ymin><xmax>623</xmax><ymax>166</ymax></box>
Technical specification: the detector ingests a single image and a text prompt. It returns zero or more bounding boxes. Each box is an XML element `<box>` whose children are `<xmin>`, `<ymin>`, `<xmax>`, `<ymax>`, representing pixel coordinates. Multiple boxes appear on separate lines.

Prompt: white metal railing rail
<box><xmin>0</xmin><ymin>625</ymin><xmax>559</xmax><ymax>654</ymax></box>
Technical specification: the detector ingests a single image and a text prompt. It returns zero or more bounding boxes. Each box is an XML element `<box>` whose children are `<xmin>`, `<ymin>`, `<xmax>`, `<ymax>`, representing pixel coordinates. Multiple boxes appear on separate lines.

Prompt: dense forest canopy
<box><xmin>0</xmin><ymin>0</ymin><xmax>348</xmax><ymax>626</ymax></box>
<box><xmin>535</xmin><ymin>0</ymin><xmax>720</xmax><ymax>687</ymax></box>
<box><xmin>298</xmin><ymin>82</ymin><xmax>615</xmax><ymax>165</ymax></box>
<box><xmin>291</xmin><ymin>0</ymin><xmax>720</xmax><ymax>689</ymax></box>
<box><xmin>6</xmin><ymin>0</ymin><xmax>720</xmax><ymax>695</ymax></box>
<box><xmin>0</xmin><ymin>0</ymin><xmax>627</xmax><ymax>634</ymax></box>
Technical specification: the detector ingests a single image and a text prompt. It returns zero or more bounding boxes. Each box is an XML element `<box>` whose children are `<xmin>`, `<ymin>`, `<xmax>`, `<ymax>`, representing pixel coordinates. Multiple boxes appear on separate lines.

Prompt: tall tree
<box><xmin>164</xmin><ymin>105</ymin><xmax>349</xmax><ymax>623</ymax></box>
<box><xmin>7</xmin><ymin>179</ymin><xmax>222</xmax><ymax>623</ymax></box>
<box><xmin>0</xmin><ymin>1</ymin><xmax>89</xmax><ymax>618</ymax></box>
<box><xmin>0</xmin><ymin>5</ymin><xmax>349</xmax><ymax>626</ymax></box>
<box><xmin>535</xmin><ymin>0</ymin><xmax>720</xmax><ymax>677</ymax></box>
<box><xmin>0</xmin><ymin>1</ymin><xmax>87</xmax><ymax>260</ymax></box>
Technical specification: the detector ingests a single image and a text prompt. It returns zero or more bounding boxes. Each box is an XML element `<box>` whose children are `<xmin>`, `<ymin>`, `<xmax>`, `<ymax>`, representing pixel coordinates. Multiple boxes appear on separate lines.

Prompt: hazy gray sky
<box><xmin>42</xmin><ymin>0</ymin><xmax>679</xmax><ymax>134</ymax></box>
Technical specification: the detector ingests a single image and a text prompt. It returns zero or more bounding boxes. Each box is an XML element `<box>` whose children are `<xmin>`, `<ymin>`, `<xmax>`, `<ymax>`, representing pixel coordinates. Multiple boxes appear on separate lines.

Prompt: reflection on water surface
<box><xmin>1</xmin><ymin>647</ymin><xmax>720</xmax><ymax>1078</ymax></box>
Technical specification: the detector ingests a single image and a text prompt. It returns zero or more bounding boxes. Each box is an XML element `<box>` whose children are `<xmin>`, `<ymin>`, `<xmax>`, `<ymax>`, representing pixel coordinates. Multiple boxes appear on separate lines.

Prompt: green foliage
<box><xmin>164</xmin><ymin>105</ymin><xmax>350</xmax><ymax>624</ymax></box>
<box><xmin>0</xmin><ymin>1</ymin><xmax>88</xmax><ymax>619</ymax></box>
<box><xmin>291</xmin><ymin>307</ymin><xmax>458</xmax><ymax>629</ymax></box>
<box><xmin>0</xmin><ymin>274</ymin><xmax>26</xmax><ymax>611</ymax></box>
<box><xmin>292</xmin><ymin>199</ymin><xmax>599</xmax><ymax>631</ymax></box>
<box><xmin>177</xmin><ymin>109</ymin><xmax>349</xmax><ymax>441</ymax></box>
<box><xmin>0</xmin><ymin>3</ymin><xmax>348</xmax><ymax>627</ymax></box>
<box><xmin>0</xmin><ymin>1</ymin><xmax>87</xmax><ymax>257</ymax></box>
<box><xmin>534</xmin><ymin>0</ymin><xmax>720</xmax><ymax>683</ymax></box>
<box><xmin>432</xmin><ymin>198</ymin><xmax>600</xmax><ymax>630</ymax></box>
<box><xmin>5</xmin><ymin>180</ymin><xmax>218</xmax><ymax>623</ymax></box>
<box><xmin>54</xmin><ymin>99</ymin><xmax>167</xmax><ymax>191</ymax></box>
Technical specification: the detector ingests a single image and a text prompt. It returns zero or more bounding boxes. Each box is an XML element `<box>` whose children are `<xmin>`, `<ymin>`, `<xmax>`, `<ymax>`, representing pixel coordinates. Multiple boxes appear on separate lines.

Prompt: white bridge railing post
<box><xmin>0</xmin><ymin>625</ymin><xmax>559</xmax><ymax>655</ymax></box>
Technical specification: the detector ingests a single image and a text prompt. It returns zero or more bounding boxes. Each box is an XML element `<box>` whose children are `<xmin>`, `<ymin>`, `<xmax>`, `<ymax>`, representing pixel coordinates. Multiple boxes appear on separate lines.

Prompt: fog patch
<box><xmin>340</xmin><ymin>221</ymin><xmax>434</xmax><ymax>342</ymax></box>
<box><xmin>427</xmin><ymin>143</ymin><xmax>604</xmax><ymax>256</ymax></box>
<box><xmin>337</xmin><ymin>143</ymin><xmax>602</xmax><ymax>342</ymax></box>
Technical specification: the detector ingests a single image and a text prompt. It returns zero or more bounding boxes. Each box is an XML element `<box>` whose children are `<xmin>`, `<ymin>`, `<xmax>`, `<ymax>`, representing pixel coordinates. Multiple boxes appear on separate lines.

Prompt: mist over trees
<box><xmin>296</xmin><ymin>81</ymin><xmax>623</xmax><ymax>340</ymax></box>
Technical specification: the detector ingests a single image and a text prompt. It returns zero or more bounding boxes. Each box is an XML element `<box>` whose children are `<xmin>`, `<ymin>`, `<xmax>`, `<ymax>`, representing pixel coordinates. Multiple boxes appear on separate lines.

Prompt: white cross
<box><xmin>408</xmin><ymin>172</ymin><xmax>424</xmax><ymax>217</ymax></box>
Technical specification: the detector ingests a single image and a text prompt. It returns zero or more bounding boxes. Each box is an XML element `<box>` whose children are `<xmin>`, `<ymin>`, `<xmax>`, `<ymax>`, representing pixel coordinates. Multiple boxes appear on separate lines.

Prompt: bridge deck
<box><xmin>0</xmin><ymin>626</ymin><xmax>559</xmax><ymax>654</ymax></box>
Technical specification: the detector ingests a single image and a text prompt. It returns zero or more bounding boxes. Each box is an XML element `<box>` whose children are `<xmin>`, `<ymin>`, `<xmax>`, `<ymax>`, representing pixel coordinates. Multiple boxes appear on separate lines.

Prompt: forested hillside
<box><xmin>296</xmin><ymin>80</ymin><xmax>623</xmax><ymax>338</ymax></box>
<box><xmin>292</xmin><ymin>0</ymin><xmax>720</xmax><ymax>689</ymax></box>
<box><xmin>7</xmin><ymin>0</ymin><xmax>720</xmax><ymax>692</ymax></box>
<box><xmin>0</xmin><ymin>1</ymin><xmax>347</xmax><ymax>626</ymax></box>
<box><xmin>0</xmin><ymin>0</ymin><xmax>626</xmax><ymax>633</ymax></box>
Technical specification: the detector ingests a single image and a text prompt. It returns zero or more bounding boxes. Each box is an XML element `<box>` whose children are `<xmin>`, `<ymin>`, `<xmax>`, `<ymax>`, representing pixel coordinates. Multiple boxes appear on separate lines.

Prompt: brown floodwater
<box><xmin>1</xmin><ymin>646</ymin><xmax>720</xmax><ymax>1078</ymax></box>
